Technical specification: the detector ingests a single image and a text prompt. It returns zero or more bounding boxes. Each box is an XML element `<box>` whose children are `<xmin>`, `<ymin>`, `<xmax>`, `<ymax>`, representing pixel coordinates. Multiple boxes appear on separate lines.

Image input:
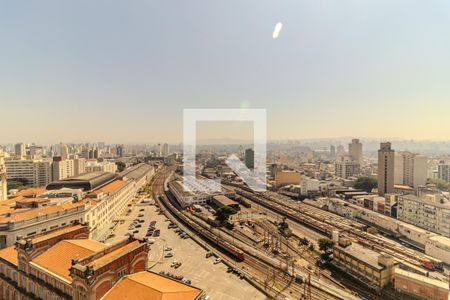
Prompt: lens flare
<box><xmin>272</xmin><ymin>22</ymin><xmax>283</xmax><ymax>39</ymax></box>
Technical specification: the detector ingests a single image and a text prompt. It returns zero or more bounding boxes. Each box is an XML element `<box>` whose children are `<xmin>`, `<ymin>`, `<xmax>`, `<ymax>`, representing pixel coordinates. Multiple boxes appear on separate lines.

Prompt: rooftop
<box><xmin>335</xmin><ymin>242</ymin><xmax>384</xmax><ymax>270</ymax></box>
<box><xmin>88</xmin><ymin>240</ymin><xmax>140</xmax><ymax>267</ymax></box>
<box><xmin>46</xmin><ymin>172</ymin><xmax>116</xmax><ymax>192</ymax></box>
<box><xmin>395</xmin><ymin>268</ymin><xmax>449</xmax><ymax>291</ymax></box>
<box><xmin>87</xmin><ymin>180</ymin><xmax>127</xmax><ymax>197</ymax></box>
<box><xmin>0</xmin><ymin>246</ymin><xmax>18</xmax><ymax>266</ymax></box>
<box><xmin>101</xmin><ymin>271</ymin><xmax>202</xmax><ymax>300</ymax></box>
<box><xmin>31</xmin><ymin>239</ymin><xmax>107</xmax><ymax>282</ymax></box>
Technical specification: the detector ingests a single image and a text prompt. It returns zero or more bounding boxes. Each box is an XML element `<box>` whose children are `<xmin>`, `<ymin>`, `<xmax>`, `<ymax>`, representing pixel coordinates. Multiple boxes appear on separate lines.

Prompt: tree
<box><xmin>115</xmin><ymin>161</ymin><xmax>126</xmax><ymax>172</ymax></box>
<box><xmin>215</xmin><ymin>206</ymin><xmax>236</xmax><ymax>221</ymax></box>
<box><xmin>7</xmin><ymin>178</ymin><xmax>30</xmax><ymax>191</ymax></box>
<box><xmin>318</xmin><ymin>238</ymin><xmax>335</xmax><ymax>252</ymax></box>
<box><xmin>354</xmin><ymin>177</ymin><xmax>378</xmax><ymax>193</ymax></box>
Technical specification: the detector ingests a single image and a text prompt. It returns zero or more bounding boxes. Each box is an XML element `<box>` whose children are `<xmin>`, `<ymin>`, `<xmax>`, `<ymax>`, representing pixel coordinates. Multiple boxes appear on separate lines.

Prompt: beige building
<box><xmin>348</xmin><ymin>139</ymin><xmax>363</xmax><ymax>165</ymax></box>
<box><xmin>73</xmin><ymin>157</ymin><xmax>86</xmax><ymax>176</ymax></box>
<box><xmin>333</xmin><ymin>241</ymin><xmax>397</xmax><ymax>290</ymax></box>
<box><xmin>335</xmin><ymin>157</ymin><xmax>360</xmax><ymax>179</ymax></box>
<box><xmin>394</xmin><ymin>151</ymin><xmax>427</xmax><ymax>188</ymax></box>
<box><xmin>378</xmin><ymin>142</ymin><xmax>395</xmax><ymax>196</ymax></box>
<box><xmin>275</xmin><ymin>170</ymin><xmax>301</xmax><ymax>188</ymax></box>
<box><xmin>398</xmin><ymin>193</ymin><xmax>450</xmax><ymax>237</ymax></box>
<box><xmin>394</xmin><ymin>268</ymin><xmax>449</xmax><ymax>300</ymax></box>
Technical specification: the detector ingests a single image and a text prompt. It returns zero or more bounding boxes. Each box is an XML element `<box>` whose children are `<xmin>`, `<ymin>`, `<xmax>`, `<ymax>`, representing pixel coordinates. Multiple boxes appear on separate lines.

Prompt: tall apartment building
<box><xmin>162</xmin><ymin>143</ymin><xmax>170</xmax><ymax>157</ymax></box>
<box><xmin>348</xmin><ymin>139</ymin><xmax>363</xmax><ymax>165</ymax></box>
<box><xmin>378</xmin><ymin>142</ymin><xmax>395</xmax><ymax>196</ymax></box>
<box><xmin>14</xmin><ymin>143</ymin><xmax>26</xmax><ymax>159</ymax></box>
<box><xmin>437</xmin><ymin>163</ymin><xmax>450</xmax><ymax>182</ymax></box>
<box><xmin>5</xmin><ymin>159</ymin><xmax>52</xmax><ymax>188</ymax></box>
<box><xmin>73</xmin><ymin>157</ymin><xmax>86</xmax><ymax>176</ymax></box>
<box><xmin>0</xmin><ymin>150</ymin><xmax>6</xmax><ymax>200</ymax></box>
<box><xmin>52</xmin><ymin>156</ymin><xmax>75</xmax><ymax>181</ymax></box>
<box><xmin>335</xmin><ymin>157</ymin><xmax>360</xmax><ymax>179</ymax></box>
<box><xmin>245</xmin><ymin>148</ymin><xmax>254</xmax><ymax>169</ymax></box>
<box><xmin>397</xmin><ymin>193</ymin><xmax>450</xmax><ymax>237</ymax></box>
<box><xmin>394</xmin><ymin>151</ymin><xmax>427</xmax><ymax>188</ymax></box>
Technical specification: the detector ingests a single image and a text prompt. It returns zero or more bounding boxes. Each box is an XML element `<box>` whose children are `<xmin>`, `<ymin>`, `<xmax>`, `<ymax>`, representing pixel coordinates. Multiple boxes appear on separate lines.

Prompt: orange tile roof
<box><xmin>0</xmin><ymin>202</ymin><xmax>85</xmax><ymax>223</ymax></box>
<box><xmin>32</xmin><ymin>224</ymin><xmax>86</xmax><ymax>243</ymax></box>
<box><xmin>0</xmin><ymin>246</ymin><xmax>18</xmax><ymax>266</ymax></box>
<box><xmin>10</xmin><ymin>188</ymin><xmax>46</xmax><ymax>198</ymax></box>
<box><xmin>31</xmin><ymin>240</ymin><xmax>107</xmax><ymax>282</ymax></box>
<box><xmin>101</xmin><ymin>271</ymin><xmax>201</xmax><ymax>300</ymax></box>
<box><xmin>89</xmin><ymin>240</ymin><xmax>140</xmax><ymax>267</ymax></box>
<box><xmin>88</xmin><ymin>180</ymin><xmax>127</xmax><ymax>197</ymax></box>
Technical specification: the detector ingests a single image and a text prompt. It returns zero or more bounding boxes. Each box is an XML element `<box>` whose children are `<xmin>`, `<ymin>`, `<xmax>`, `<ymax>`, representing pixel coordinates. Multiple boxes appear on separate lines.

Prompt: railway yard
<box><xmin>144</xmin><ymin>166</ymin><xmax>449</xmax><ymax>299</ymax></box>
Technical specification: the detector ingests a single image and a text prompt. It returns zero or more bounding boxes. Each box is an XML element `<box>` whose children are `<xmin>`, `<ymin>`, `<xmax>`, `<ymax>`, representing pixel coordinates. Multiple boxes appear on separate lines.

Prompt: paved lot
<box><xmin>108</xmin><ymin>201</ymin><xmax>265</xmax><ymax>300</ymax></box>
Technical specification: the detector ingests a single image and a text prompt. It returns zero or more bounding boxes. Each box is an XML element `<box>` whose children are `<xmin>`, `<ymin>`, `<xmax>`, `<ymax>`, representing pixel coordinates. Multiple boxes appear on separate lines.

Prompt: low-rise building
<box><xmin>0</xmin><ymin>225</ymin><xmax>148</xmax><ymax>300</ymax></box>
<box><xmin>101</xmin><ymin>271</ymin><xmax>203</xmax><ymax>300</ymax></box>
<box><xmin>333</xmin><ymin>241</ymin><xmax>397</xmax><ymax>290</ymax></box>
<box><xmin>394</xmin><ymin>268</ymin><xmax>449</xmax><ymax>300</ymax></box>
<box><xmin>274</xmin><ymin>171</ymin><xmax>301</xmax><ymax>188</ymax></box>
<box><xmin>398</xmin><ymin>193</ymin><xmax>450</xmax><ymax>237</ymax></box>
<box><xmin>169</xmin><ymin>177</ymin><xmax>235</xmax><ymax>208</ymax></box>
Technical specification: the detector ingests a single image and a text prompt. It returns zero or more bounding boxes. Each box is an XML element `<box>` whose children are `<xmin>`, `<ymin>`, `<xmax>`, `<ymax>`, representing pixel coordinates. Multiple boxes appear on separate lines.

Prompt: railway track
<box><xmin>149</xmin><ymin>168</ymin><xmax>352</xmax><ymax>300</ymax></box>
<box><xmin>229</xmin><ymin>185</ymin><xmax>443</xmax><ymax>274</ymax></box>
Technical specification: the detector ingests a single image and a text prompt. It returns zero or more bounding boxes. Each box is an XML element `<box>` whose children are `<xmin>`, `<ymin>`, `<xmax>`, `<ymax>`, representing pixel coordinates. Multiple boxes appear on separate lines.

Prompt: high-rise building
<box><xmin>14</xmin><ymin>143</ymin><xmax>26</xmax><ymax>159</ymax></box>
<box><xmin>378</xmin><ymin>142</ymin><xmax>395</xmax><ymax>196</ymax></box>
<box><xmin>116</xmin><ymin>145</ymin><xmax>124</xmax><ymax>157</ymax></box>
<box><xmin>335</xmin><ymin>156</ymin><xmax>360</xmax><ymax>179</ymax></box>
<box><xmin>73</xmin><ymin>157</ymin><xmax>86</xmax><ymax>176</ymax></box>
<box><xmin>336</xmin><ymin>145</ymin><xmax>346</xmax><ymax>158</ymax></box>
<box><xmin>244</xmin><ymin>148</ymin><xmax>254</xmax><ymax>169</ymax></box>
<box><xmin>0</xmin><ymin>149</ymin><xmax>7</xmax><ymax>200</ymax></box>
<box><xmin>437</xmin><ymin>163</ymin><xmax>450</xmax><ymax>182</ymax></box>
<box><xmin>348</xmin><ymin>139</ymin><xmax>363</xmax><ymax>165</ymax></box>
<box><xmin>5</xmin><ymin>159</ymin><xmax>52</xmax><ymax>188</ymax></box>
<box><xmin>162</xmin><ymin>143</ymin><xmax>170</xmax><ymax>157</ymax></box>
<box><xmin>330</xmin><ymin>145</ymin><xmax>336</xmax><ymax>159</ymax></box>
<box><xmin>51</xmin><ymin>156</ymin><xmax>75</xmax><ymax>181</ymax></box>
<box><xmin>394</xmin><ymin>151</ymin><xmax>427</xmax><ymax>188</ymax></box>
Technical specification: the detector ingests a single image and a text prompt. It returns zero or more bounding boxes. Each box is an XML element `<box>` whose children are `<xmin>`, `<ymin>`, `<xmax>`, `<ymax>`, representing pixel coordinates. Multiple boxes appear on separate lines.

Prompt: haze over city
<box><xmin>2</xmin><ymin>1</ymin><xmax>450</xmax><ymax>143</ymax></box>
<box><xmin>1</xmin><ymin>2</ymin><xmax>450</xmax><ymax>300</ymax></box>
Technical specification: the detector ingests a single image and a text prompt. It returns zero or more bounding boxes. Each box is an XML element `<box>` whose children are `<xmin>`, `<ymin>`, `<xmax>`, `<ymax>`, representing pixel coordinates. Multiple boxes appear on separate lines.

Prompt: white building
<box><xmin>398</xmin><ymin>193</ymin><xmax>450</xmax><ymax>237</ymax></box>
<box><xmin>85</xmin><ymin>160</ymin><xmax>117</xmax><ymax>174</ymax></box>
<box><xmin>0</xmin><ymin>150</ymin><xmax>6</xmax><ymax>201</ymax></box>
<box><xmin>394</xmin><ymin>152</ymin><xmax>427</xmax><ymax>188</ymax></box>
<box><xmin>300</xmin><ymin>178</ymin><xmax>320</xmax><ymax>196</ymax></box>
<box><xmin>5</xmin><ymin>159</ymin><xmax>52</xmax><ymax>188</ymax></box>
<box><xmin>52</xmin><ymin>157</ymin><xmax>75</xmax><ymax>181</ymax></box>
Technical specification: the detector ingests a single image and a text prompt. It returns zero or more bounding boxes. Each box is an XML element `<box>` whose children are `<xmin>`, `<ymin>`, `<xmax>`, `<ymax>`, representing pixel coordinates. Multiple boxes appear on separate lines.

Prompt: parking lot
<box><xmin>108</xmin><ymin>200</ymin><xmax>265</xmax><ymax>300</ymax></box>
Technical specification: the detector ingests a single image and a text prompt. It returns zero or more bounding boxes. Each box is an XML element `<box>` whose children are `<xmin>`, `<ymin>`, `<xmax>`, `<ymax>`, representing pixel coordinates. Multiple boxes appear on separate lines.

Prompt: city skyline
<box><xmin>2</xmin><ymin>1</ymin><xmax>450</xmax><ymax>143</ymax></box>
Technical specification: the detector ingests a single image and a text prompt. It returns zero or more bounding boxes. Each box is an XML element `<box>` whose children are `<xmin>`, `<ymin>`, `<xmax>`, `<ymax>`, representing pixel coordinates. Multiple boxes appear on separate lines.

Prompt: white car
<box><xmin>213</xmin><ymin>258</ymin><xmax>222</xmax><ymax>264</ymax></box>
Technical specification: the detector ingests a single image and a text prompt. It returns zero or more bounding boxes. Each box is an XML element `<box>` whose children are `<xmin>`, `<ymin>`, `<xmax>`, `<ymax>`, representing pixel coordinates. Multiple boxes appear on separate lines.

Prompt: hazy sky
<box><xmin>1</xmin><ymin>1</ymin><xmax>450</xmax><ymax>144</ymax></box>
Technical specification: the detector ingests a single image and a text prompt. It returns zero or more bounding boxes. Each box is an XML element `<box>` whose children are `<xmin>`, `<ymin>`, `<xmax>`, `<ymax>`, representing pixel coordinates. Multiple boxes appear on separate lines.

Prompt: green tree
<box><xmin>318</xmin><ymin>238</ymin><xmax>335</xmax><ymax>252</ymax></box>
<box><xmin>115</xmin><ymin>161</ymin><xmax>126</xmax><ymax>172</ymax></box>
<box><xmin>215</xmin><ymin>206</ymin><xmax>236</xmax><ymax>221</ymax></box>
<box><xmin>354</xmin><ymin>177</ymin><xmax>378</xmax><ymax>193</ymax></box>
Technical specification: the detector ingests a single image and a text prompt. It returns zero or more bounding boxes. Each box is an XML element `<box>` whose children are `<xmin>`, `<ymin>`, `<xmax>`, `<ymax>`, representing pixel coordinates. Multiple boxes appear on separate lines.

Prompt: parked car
<box><xmin>165</xmin><ymin>252</ymin><xmax>173</xmax><ymax>258</ymax></box>
<box><xmin>213</xmin><ymin>258</ymin><xmax>222</xmax><ymax>264</ymax></box>
<box><xmin>164</xmin><ymin>247</ymin><xmax>172</xmax><ymax>251</ymax></box>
